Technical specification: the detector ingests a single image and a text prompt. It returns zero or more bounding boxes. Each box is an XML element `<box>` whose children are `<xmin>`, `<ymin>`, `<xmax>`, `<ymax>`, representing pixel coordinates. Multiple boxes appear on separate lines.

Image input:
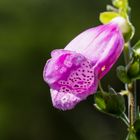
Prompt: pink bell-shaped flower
<box><xmin>43</xmin><ymin>18</ymin><xmax>124</xmax><ymax>110</ymax></box>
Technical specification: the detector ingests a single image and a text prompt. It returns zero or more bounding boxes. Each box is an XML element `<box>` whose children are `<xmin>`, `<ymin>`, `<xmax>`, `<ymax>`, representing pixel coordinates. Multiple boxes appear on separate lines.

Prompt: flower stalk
<box><xmin>124</xmin><ymin>43</ymin><xmax>137</xmax><ymax>129</ymax></box>
<box><xmin>116</xmin><ymin>0</ymin><xmax>137</xmax><ymax>133</ymax></box>
<box><xmin>127</xmin><ymin>82</ymin><xmax>137</xmax><ymax>127</ymax></box>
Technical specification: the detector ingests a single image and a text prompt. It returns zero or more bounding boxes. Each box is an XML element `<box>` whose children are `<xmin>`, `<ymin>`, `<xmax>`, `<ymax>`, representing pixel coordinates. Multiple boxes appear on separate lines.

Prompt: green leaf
<box><xmin>116</xmin><ymin>66</ymin><xmax>131</xmax><ymax>83</ymax></box>
<box><xmin>94</xmin><ymin>91</ymin><xmax>125</xmax><ymax>117</ymax></box>
<box><xmin>99</xmin><ymin>12</ymin><xmax>119</xmax><ymax>24</ymax></box>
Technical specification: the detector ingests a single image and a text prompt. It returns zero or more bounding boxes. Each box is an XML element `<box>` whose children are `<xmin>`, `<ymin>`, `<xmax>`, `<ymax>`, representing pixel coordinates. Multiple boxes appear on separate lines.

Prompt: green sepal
<box><xmin>106</xmin><ymin>5</ymin><xmax>118</xmax><ymax>12</ymax></box>
<box><xmin>134</xmin><ymin>119</ymin><xmax>140</xmax><ymax>140</ymax></box>
<box><xmin>108</xmin><ymin>86</ymin><xmax>117</xmax><ymax>94</ymax></box>
<box><xmin>126</xmin><ymin>131</ymin><xmax>137</xmax><ymax>140</ymax></box>
<box><xmin>111</xmin><ymin>0</ymin><xmax>135</xmax><ymax>42</ymax></box>
<box><xmin>94</xmin><ymin>90</ymin><xmax>125</xmax><ymax>117</ymax></box>
<box><xmin>116</xmin><ymin>65</ymin><xmax>131</xmax><ymax>83</ymax></box>
<box><xmin>123</xmin><ymin>21</ymin><xmax>135</xmax><ymax>42</ymax></box>
<box><xmin>127</xmin><ymin>44</ymin><xmax>140</xmax><ymax>80</ymax></box>
<box><xmin>112</xmin><ymin>0</ymin><xmax>125</xmax><ymax>8</ymax></box>
<box><xmin>99</xmin><ymin>12</ymin><xmax>119</xmax><ymax>24</ymax></box>
<box><xmin>127</xmin><ymin>58</ymin><xmax>140</xmax><ymax>78</ymax></box>
<box><xmin>112</xmin><ymin>0</ymin><xmax>129</xmax><ymax>12</ymax></box>
<box><xmin>133</xmin><ymin>40</ymin><xmax>140</xmax><ymax>50</ymax></box>
<box><xmin>133</xmin><ymin>40</ymin><xmax>140</xmax><ymax>57</ymax></box>
<box><xmin>136</xmin><ymin>107</ymin><xmax>140</xmax><ymax>120</ymax></box>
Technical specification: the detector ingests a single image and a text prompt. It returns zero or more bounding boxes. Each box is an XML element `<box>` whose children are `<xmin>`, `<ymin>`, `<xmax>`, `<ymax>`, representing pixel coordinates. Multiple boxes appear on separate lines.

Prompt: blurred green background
<box><xmin>0</xmin><ymin>0</ymin><xmax>140</xmax><ymax>140</ymax></box>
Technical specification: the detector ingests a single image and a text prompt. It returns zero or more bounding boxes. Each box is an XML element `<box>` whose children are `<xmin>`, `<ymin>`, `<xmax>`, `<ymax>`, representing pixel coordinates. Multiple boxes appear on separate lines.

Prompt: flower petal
<box><xmin>50</xmin><ymin>89</ymin><xmax>81</xmax><ymax>110</ymax></box>
<box><xmin>64</xmin><ymin>23</ymin><xmax>124</xmax><ymax>79</ymax></box>
<box><xmin>96</xmin><ymin>29</ymin><xmax>124</xmax><ymax>79</ymax></box>
<box><xmin>43</xmin><ymin>50</ymin><xmax>98</xmax><ymax>110</ymax></box>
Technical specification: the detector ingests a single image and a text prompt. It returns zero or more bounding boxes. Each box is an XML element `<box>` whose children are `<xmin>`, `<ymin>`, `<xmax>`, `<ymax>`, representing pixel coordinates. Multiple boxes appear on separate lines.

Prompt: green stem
<box><xmin>124</xmin><ymin>43</ymin><xmax>130</xmax><ymax>64</ymax></box>
<box><xmin>124</xmin><ymin>43</ymin><xmax>137</xmax><ymax>128</ymax></box>
<box><xmin>127</xmin><ymin>82</ymin><xmax>137</xmax><ymax>127</ymax></box>
<box><xmin>121</xmin><ymin>0</ymin><xmax>137</xmax><ymax>129</ymax></box>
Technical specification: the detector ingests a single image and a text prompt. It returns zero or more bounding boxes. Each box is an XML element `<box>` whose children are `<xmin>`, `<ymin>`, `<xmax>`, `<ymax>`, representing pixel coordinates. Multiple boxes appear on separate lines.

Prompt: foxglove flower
<box><xmin>43</xmin><ymin>18</ymin><xmax>124</xmax><ymax>110</ymax></box>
